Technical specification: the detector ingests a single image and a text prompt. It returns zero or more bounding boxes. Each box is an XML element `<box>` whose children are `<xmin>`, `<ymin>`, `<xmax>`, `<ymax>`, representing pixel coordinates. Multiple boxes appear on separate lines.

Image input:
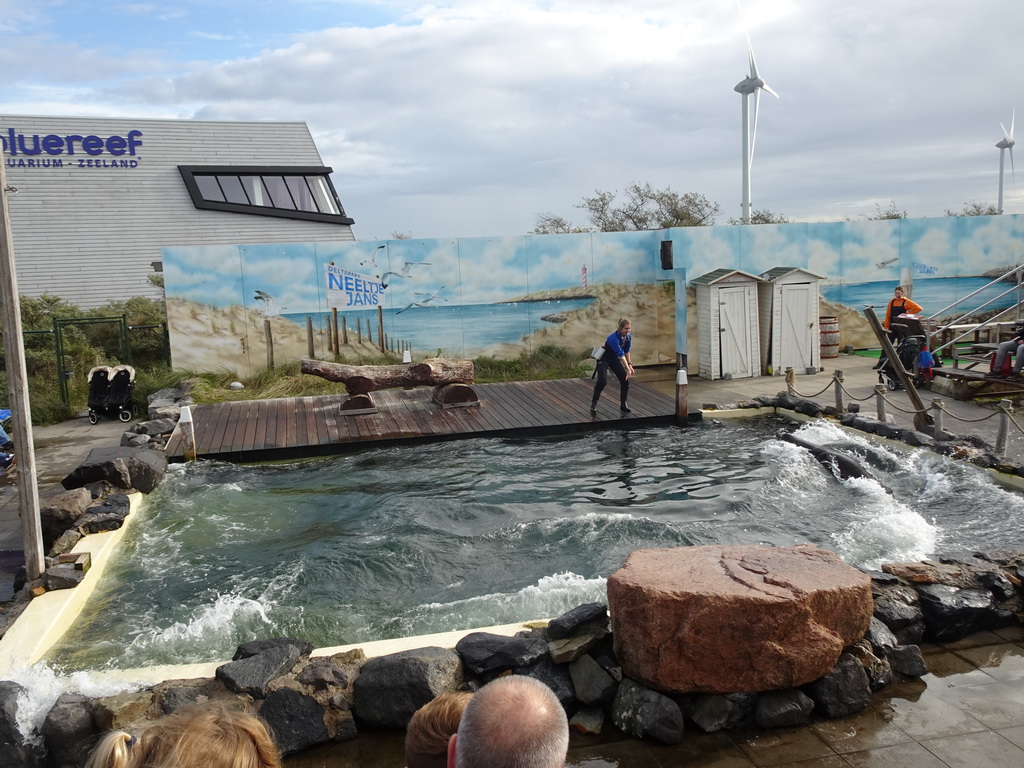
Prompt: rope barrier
<box><xmin>925</xmin><ymin>399</ymin><xmax>1000</xmax><ymax>423</ymax></box>
<box><xmin>1005</xmin><ymin>409</ymin><xmax>1024</xmax><ymax>438</ymax></box>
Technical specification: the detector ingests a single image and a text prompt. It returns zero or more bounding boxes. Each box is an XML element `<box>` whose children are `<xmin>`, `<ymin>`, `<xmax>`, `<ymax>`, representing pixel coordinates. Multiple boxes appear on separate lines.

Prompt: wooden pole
<box><xmin>675</xmin><ymin>368</ymin><xmax>689</xmax><ymax>423</ymax></box>
<box><xmin>331</xmin><ymin>308</ymin><xmax>340</xmax><ymax>355</ymax></box>
<box><xmin>179</xmin><ymin>405</ymin><xmax>198</xmax><ymax>461</ymax></box>
<box><xmin>342</xmin><ymin>315</ymin><xmax>349</xmax><ymax>346</ymax></box>
<box><xmin>862</xmin><ymin>307</ymin><xmax>931</xmax><ymax>431</ymax></box>
<box><xmin>357</xmin><ymin>318</ymin><xmax>362</xmax><ymax>345</ymax></box>
<box><xmin>305</xmin><ymin>317</ymin><xmax>314</xmax><ymax>358</ymax></box>
<box><xmin>0</xmin><ymin>158</ymin><xmax>44</xmax><ymax>580</ymax></box>
<box><xmin>264</xmin><ymin>318</ymin><xmax>274</xmax><ymax>369</ymax></box>
<box><xmin>378</xmin><ymin>306</ymin><xmax>385</xmax><ymax>353</ymax></box>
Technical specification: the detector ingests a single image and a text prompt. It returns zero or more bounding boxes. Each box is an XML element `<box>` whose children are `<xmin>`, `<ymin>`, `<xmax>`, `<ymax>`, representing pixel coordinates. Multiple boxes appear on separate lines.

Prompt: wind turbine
<box><xmin>734</xmin><ymin>30</ymin><xmax>778</xmax><ymax>224</ymax></box>
<box><xmin>996</xmin><ymin>109</ymin><xmax>1015</xmax><ymax>214</ymax></box>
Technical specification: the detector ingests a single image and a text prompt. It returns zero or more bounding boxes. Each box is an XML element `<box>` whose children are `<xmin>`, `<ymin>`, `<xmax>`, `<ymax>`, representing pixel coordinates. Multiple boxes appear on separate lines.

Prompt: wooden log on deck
<box><xmin>433</xmin><ymin>383</ymin><xmax>480</xmax><ymax>408</ymax></box>
<box><xmin>301</xmin><ymin>357</ymin><xmax>474</xmax><ymax>395</ymax></box>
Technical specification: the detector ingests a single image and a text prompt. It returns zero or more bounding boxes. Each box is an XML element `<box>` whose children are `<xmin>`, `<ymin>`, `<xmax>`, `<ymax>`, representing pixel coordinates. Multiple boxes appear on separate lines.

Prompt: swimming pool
<box><xmin>43</xmin><ymin>417</ymin><xmax>1024</xmax><ymax>671</ymax></box>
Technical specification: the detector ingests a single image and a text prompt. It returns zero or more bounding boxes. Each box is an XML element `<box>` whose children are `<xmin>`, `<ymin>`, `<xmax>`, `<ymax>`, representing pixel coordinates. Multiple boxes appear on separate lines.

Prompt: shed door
<box><xmin>719</xmin><ymin>286</ymin><xmax>752</xmax><ymax>377</ymax></box>
<box><xmin>779</xmin><ymin>283</ymin><xmax>814</xmax><ymax>370</ymax></box>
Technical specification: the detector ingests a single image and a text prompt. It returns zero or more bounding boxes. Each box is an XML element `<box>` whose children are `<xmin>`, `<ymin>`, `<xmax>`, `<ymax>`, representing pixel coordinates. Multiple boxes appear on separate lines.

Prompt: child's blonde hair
<box><xmin>85</xmin><ymin>702</ymin><xmax>280</xmax><ymax>768</ymax></box>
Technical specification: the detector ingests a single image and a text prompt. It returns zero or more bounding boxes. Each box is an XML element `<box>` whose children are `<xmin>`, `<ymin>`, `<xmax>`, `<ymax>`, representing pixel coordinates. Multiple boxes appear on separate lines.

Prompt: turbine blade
<box><xmin>1002</xmin><ymin>122</ymin><xmax>1012</xmax><ymax>142</ymax></box>
<box><xmin>745</xmin><ymin>32</ymin><xmax>758</xmax><ymax>79</ymax></box>
<box><xmin>750</xmin><ymin>88</ymin><xmax>761</xmax><ymax>169</ymax></box>
<box><xmin>1012</xmin><ymin>108</ymin><xmax>1016</xmax><ymax>141</ymax></box>
<box><xmin>762</xmin><ymin>81</ymin><xmax>780</xmax><ymax>99</ymax></box>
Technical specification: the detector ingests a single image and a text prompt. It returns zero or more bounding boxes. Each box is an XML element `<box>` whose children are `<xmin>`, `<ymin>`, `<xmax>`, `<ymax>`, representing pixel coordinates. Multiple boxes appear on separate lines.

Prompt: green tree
<box><xmin>864</xmin><ymin>200</ymin><xmax>907</xmax><ymax>220</ymax></box>
<box><xmin>531</xmin><ymin>214</ymin><xmax>590</xmax><ymax>235</ymax></box>
<box><xmin>533</xmin><ymin>182</ymin><xmax>720</xmax><ymax>233</ymax></box>
<box><xmin>727</xmin><ymin>208</ymin><xmax>791</xmax><ymax>225</ymax></box>
<box><xmin>945</xmin><ymin>201</ymin><xmax>999</xmax><ymax>217</ymax></box>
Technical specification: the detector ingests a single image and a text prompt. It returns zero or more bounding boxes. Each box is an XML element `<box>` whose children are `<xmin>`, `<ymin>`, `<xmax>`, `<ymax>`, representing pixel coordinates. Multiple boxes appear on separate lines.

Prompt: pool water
<box><xmin>44</xmin><ymin>417</ymin><xmax>1024</xmax><ymax>671</ymax></box>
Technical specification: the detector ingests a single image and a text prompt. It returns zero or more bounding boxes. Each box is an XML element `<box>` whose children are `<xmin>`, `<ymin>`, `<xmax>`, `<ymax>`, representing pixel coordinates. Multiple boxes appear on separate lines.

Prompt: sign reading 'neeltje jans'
<box><xmin>325</xmin><ymin>264</ymin><xmax>385</xmax><ymax>309</ymax></box>
<box><xmin>1</xmin><ymin>127</ymin><xmax>143</xmax><ymax>169</ymax></box>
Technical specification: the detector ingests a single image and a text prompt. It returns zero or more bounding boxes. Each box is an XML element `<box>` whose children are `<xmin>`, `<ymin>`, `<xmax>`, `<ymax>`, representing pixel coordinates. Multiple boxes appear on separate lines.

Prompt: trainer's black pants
<box><xmin>593</xmin><ymin>356</ymin><xmax>629</xmax><ymax>406</ymax></box>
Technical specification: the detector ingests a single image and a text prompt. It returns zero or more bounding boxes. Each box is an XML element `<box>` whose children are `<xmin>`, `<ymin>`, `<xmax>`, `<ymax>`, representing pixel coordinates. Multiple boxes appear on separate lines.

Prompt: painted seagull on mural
<box><xmin>381</xmin><ymin>261</ymin><xmax>431</xmax><ymax>288</ymax></box>
<box><xmin>876</xmin><ymin>257</ymin><xmax>898</xmax><ymax>270</ymax></box>
<box><xmin>253</xmin><ymin>290</ymin><xmax>284</xmax><ymax>317</ymax></box>
<box><xmin>360</xmin><ymin>244</ymin><xmax>386</xmax><ymax>267</ymax></box>
<box><xmin>396</xmin><ymin>288</ymin><xmax>447</xmax><ymax>314</ymax></box>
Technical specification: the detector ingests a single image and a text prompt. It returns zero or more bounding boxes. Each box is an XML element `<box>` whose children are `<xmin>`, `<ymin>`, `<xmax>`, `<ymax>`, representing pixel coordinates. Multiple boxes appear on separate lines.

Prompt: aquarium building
<box><xmin>0</xmin><ymin>115</ymin><xmax>356</xmax><ymax>308</ymax></box>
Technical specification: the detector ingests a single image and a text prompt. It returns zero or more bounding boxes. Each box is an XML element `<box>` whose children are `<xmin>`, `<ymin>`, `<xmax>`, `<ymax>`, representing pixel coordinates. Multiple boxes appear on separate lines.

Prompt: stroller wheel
<box><xmin>88</xmin><ymin>411</ymin><xmax>98</xmax><ymax>425</ymax></box>
<box><xmin>118</xmin><ymin>409</ymin><xmax>132</xmax><ymax>423</ymax></box>
<box><xmin>886</xmin><ymin>377</ymin><xmax>899</xmax><ymax>391</ymax></box>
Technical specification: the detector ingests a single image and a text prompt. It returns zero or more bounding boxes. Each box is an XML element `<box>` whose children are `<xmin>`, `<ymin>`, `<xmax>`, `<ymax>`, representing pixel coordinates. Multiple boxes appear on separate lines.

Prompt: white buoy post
<box><xmin>676</xmin><ymin>368</ymin><xmax>689</xmax><ymax>423</ymax></box>
<box><xmin>179</xmin><ymin>405</ymin><xmax>197</xmax><ymax>461</ymax></box>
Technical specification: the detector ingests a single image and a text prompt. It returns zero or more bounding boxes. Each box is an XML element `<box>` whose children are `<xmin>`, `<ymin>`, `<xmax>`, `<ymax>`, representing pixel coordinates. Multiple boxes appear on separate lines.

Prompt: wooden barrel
<box><xmin>819</xmin><ymin>317</ymin><xmax>840</xmax><ymax>359</ymax></box>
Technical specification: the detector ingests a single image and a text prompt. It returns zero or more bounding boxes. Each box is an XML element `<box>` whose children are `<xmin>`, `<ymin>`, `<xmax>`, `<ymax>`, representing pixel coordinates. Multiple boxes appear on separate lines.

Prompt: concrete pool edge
<box><xmin>0</xmin><ymin>491</ymin><xmax>145</xmax><ymax>677</ymax></box>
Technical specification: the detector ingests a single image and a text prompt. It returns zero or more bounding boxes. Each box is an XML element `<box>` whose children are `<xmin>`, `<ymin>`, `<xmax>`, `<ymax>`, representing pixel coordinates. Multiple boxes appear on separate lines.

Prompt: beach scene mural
<box><xmin>163</xmin><ymin>214</ymin><xmax>1024</xmax><ymax>376</ymax></box>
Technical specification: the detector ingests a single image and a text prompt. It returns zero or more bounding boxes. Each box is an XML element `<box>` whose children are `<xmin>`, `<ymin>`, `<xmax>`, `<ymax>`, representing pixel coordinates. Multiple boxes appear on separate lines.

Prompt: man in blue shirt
<box><xmin>591</xmin><ymin>318</ymin><xmax>634</xmax><ymax>415</ymax></box>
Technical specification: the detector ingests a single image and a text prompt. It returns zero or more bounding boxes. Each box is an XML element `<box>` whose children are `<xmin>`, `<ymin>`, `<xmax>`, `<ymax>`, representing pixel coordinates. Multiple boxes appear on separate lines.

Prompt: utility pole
<box><xmin>0</xmin><ymin>156</ymin><xmax>45</xmax><ymax>580</ymax></box>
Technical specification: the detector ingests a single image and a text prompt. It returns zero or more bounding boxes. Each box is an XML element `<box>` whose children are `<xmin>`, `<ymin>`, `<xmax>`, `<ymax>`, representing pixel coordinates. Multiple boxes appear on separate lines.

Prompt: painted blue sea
<box><xmin>823</xmin><ymin>277</ymin><xmax>1023</xmax><ymax>319</ymax></box>
<box><xmin>282</xmin><ymin>297</ymin><xmax>595</xmax><ymax>356</ymax></box>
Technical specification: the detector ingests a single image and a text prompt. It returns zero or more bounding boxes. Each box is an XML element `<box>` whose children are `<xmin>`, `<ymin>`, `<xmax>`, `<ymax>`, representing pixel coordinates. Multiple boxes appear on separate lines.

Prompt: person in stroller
<box><xmin>986</xmin><ymin>325</ymin><xmax>1024</xmax><ymax>381</ymax></box>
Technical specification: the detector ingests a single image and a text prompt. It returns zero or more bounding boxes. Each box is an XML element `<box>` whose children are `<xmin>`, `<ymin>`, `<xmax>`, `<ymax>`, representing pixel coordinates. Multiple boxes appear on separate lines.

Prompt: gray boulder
<box><xmin>610</xmin><ymin>678</ymin><xmax>685</xmax><ymax>745</ymax></box>
<box><xmin>234</xmin><ymin>637</ymin><xmax>315</xmax><ymax>661</ymax></box>
<box><xmin>39</xmin><ymin>487</ymin><xmax>92</xmax><ymax>549</ymax></box>
<box><xmin>547</xmin><ymin>603</ymin><xmax>608</xmax><ymax>639</ymax></box>
<box><xmin>43</xmin><ymin>565</ymin><xmax>86</xmax><ymax>590</ymax></box>
<box><xmin>216</xmin><ymin>644</ymin><xmax>303</xmax><ymax>698</ymax></box>
<box><xmin>61</xmin><ymin>446</ymin><xmax>167</xmax><ymax>493</ymax></box>
<box><xmin>41</xmin><ymin>692</ymin><xmax>99</xmax><ymax>768</ymax></box>
<box><xmin>865</xmin><ymin>616</ymin><xmax>898</xmax><ymax>656</ymax></box>
<box><xmin>0</xmin><ymin>681</ymin><xmax>43</xmax><ymax>767</ymax></box>
<box><xmin>76</xmin><ymin>494</ymin><xmax>132</xmax><ymax>534</ymax></box>
<box><xmin>890</xmin><ymin>645</ymin><xmax>928</xmax><ymax>677</ymax></box>
<box><xmin>568</xmin><ymin>654</ymin><xmax>617</xmax><ymax>706</ymax></box>
<box><xmin>873</xmin><ymin>589</ymin><xmax>926</xmax><ymax>645</ymax></box>
<box><xmin>916</xmin><ymin>584</ymin><xmax>1004</xmax><ymax>642</ymax></box>
<box><xmin>755</xmin><ymin>690</ymin><xmax>814</xmax><ymax>729</ymax></box>
<box><xmin>803</xmin><ymin>653</ymin><xmax>871</xmax><ymax>719</ymax></box>
<box><xmin>519</xmin><ymin>657</ymin><xmax>576</xmax><ymax>709</ymax></box>
<box><xmin>455</xmin><ymin>632</ymin><xmax>548</xmax><ymax>676</ymax></box>
<box><xmin>259</xmin><ymin>688</ymin><xmax>331</xmax><ymax>756</ymax></box>
<box><xmin>353</xmin><ymin>647</ymin><xmax>463</xmax><ymax>728</ymax></box>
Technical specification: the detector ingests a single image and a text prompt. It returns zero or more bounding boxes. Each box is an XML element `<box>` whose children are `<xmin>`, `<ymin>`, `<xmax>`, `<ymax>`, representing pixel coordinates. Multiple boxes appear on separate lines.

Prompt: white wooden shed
<box><xmin>692</xmin><ymin>269</ymin><xmax>765</xmax><ymax>380</ymax></box>
<box><xmin>757</xmin><ymin>266</ymin><xmax>826</xmax><ymax>376</ymax></box>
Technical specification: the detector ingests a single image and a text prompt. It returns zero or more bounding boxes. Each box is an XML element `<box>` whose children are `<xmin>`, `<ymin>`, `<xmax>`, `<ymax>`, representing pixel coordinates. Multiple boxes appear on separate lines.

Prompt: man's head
<box><xmin>406</xmin><ymin>692</ymin><xmax>473</xmax><ymax>768</ymax></box>
<box><xmin>449</xmin><ymin>676</ymin><xmax>568</xmax><ymax>768</ymax></box>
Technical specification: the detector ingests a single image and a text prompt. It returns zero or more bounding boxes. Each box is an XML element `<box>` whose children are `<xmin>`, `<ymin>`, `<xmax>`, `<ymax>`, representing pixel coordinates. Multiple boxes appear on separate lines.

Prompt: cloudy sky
<box><xmin>2</xmin><ymin>1</ymin><xmax>1023</xmax><ymax>240</ymax></box>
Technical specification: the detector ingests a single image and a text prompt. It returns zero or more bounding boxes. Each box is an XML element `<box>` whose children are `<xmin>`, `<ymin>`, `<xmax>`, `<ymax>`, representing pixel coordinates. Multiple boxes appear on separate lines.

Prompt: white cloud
<box><xmin>2</xmin><ymin>0</ymin><xmax>1023</xmax><ymax>241</ymax></box>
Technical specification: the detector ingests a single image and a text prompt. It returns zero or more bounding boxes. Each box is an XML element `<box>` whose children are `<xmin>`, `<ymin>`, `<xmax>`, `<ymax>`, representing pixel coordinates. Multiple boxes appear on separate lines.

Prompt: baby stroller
<box><xmin>87</xmin><ymin>365</ymin><xmax>137</xmax><ymax>423</ymax></box>
<box><xmin>877</xmin><ymin>316</ymin><xmax>932</xmax><ymax>391</ymax></box>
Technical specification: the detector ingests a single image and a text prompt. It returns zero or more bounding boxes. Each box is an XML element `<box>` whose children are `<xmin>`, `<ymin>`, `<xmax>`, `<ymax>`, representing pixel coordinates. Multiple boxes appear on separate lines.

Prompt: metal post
<box><xmin>675</xmin><ymin>368</ymin><xmax>689</xmax><ymax>423</ymax></box>
<box><xmin>264</xmin><ymin>318</ymin><xmax>274</xmax><ymax>370</ymax></box>
<box><xmin>0</xmin><ymin>158</ymin><xmax>44</xmax><ymax>580</ymax></box>
<box><xmin>931</xmin><ymin>398</ymin><xmax>944</xmax><ymax>437</ymax></box>
<box><xmin>996</xmin><ymin>399</ymin><xmax>1012</xmax><ymax>457</ymax></box>
<box><xmin>874</xmin><ymin>384</ymin><xmax>887</xmax><ymax>422</ymax></box>
<box><xmin>785</xmin><ymin>367</ymin><xmax>795</xmax><ymax>396</ymax></box>
<box><xmin>833</xmin><ymin>370</ymin><xmax>845</xmax><ymax>413</ymax></box>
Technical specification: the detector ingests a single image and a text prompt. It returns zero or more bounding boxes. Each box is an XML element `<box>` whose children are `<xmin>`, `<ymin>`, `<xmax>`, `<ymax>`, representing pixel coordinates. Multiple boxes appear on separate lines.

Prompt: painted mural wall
<box><xmin>163</xmin><ymin>214</ymin><xmax>1024</xmax><ymax>377</ymax></box>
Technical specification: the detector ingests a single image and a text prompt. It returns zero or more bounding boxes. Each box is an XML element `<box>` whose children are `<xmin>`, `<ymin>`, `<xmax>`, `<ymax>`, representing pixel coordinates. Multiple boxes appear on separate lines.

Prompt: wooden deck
<box><xmin>164</xmin><ymin>379</ymin><xmax>687</xmax><ymax>463</ymax></box>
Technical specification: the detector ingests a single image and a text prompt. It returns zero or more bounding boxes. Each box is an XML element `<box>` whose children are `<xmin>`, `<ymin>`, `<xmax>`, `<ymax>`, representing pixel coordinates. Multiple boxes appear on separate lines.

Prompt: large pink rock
<box><xmin>607</xmin><ymin>544</ymin><xmax>872</xmax><ymax>693</ymax></box>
